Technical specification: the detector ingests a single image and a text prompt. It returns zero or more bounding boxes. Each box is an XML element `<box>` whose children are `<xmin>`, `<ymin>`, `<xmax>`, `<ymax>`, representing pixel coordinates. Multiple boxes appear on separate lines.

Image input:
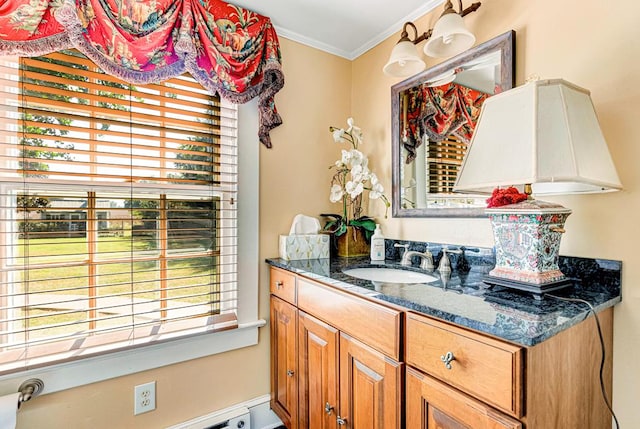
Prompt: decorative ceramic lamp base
<box><xmin>336</xmin><ymin>226</ymin><xmax>370</xmax><ymax>257</ymax></box>
<box><xmin>485</xmin><ymin>200</ymin><xmax>572</xmax><ymax>295</ymax></box>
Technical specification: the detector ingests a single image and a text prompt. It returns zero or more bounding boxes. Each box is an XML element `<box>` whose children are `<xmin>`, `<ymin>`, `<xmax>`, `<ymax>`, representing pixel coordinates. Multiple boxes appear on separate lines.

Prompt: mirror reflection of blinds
<box><xmin>427</xmin><ymin>135</ymin><xmax>468</xmax><ymax>194</ymax></box>
<box><xmin>0</xmin><ymin>51</ymin><xmax>239</xmax><ymax>373</ymax></box>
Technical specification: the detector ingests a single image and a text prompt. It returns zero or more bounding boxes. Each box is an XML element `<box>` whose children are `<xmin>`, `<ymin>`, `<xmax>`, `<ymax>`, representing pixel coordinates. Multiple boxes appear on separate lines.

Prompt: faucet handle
<box><xmin>438</xmin><ymin>246</ymin><xmax>462</xmax><ymax>272</ymax></box>
<box><xmin>446</xmin><ymin>246</ymin><xmax>463</xmax><ymax>255</ymax></box>
<box><xmin>438</xmin><ymin>247</ymin><xmax>452</xmax><ymax>272</ymax></box>
<box><xmin>394</xmin><ymin>243</ymin><xmax>409</xmax><ymax>255</ymax></box>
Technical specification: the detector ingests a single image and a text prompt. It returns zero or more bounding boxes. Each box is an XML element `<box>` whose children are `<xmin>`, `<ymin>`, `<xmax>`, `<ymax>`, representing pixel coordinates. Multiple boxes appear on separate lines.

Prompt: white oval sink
<box><xmin>343</xmin><ymin>267</ymin><xmax>438</xmax><ymax>284</ymax></box>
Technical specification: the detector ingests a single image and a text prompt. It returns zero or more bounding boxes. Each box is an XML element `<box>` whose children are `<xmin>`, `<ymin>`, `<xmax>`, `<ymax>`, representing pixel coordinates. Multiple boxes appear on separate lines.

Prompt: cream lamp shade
<box><xmin>383</xmin><ymin>40</ymin><xmax>426</xmax><ymax>77</ymax></box>
<box><xmin>454</xmin><ymin>78</ymin><xmax>622</xmax><ymax>195</ymax></box>
<box><xmin>424</xmin><ymin>12</ymin><xmax>476</xmax><ymax>58</ymax></box>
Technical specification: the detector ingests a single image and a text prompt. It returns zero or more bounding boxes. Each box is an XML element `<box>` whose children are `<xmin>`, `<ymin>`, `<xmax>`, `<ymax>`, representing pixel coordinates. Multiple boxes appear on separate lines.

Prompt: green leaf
<box><xmin>335</xmin><ymin>222</ymin><xmax>348</xmax><ymax>236</ymax></box>
<box><xmin>320</xmin><ymin>213</ymin><xmax>346</xmax><ymax>235</ymax></box>
<box><xmin>348</xmin><ymin>217</ymin><xmax>376</xmax><ymax>241</ymax></box>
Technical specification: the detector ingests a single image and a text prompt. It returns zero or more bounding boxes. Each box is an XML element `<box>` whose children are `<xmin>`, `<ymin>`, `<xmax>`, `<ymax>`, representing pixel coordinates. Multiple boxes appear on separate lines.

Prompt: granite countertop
<box><xmin>266</xmin><ymin>250</ymin><xmax>621</xmax><ymax>347</ymax></box>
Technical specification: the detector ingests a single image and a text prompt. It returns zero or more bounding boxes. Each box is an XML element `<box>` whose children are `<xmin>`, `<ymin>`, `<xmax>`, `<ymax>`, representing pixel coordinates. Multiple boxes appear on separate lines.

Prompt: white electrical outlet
<box><xmin>134</xmin><ymin>381</ymin><xmax>156</xmax><ymax>415</ymax></box>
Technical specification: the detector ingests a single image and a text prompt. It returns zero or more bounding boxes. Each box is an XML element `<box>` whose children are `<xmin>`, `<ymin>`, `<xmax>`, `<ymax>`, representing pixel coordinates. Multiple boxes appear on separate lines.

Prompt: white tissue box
<box><xmin>279</xmin><ymin>234</ymin><xmax>330</xmax><ymax>260</ymax></box>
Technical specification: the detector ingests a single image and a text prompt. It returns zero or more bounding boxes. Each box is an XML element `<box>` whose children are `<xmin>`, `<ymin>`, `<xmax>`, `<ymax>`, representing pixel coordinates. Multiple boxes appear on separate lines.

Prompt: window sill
<box><xmin>0</xmin><ymin>319</ymin><xmax>266</xmax><ymax>396</ymax></box>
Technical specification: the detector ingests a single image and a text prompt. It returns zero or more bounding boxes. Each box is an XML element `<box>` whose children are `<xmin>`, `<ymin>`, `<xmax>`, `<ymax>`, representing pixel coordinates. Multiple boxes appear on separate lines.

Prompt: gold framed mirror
<box><xmin>391</xmin><ymin>30</ymin><xmax>515</xmax><ymax>217</ymax></box>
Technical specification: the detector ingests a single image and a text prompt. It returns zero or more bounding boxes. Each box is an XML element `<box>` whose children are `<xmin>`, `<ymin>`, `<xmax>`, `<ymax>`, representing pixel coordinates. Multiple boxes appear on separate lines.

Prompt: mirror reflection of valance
<box><xmin>0</xmin><ymin>0</ymin><xmax>284</xmax><ymax>147</ymax></box>
<box><xmin>403</xmin><ymin>82</ymin><xmax>488</xmax><ymax>163</ymax></box>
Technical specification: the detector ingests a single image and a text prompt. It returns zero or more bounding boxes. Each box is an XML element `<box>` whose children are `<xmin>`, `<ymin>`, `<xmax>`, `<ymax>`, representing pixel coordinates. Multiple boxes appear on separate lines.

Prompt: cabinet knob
<box><xmin>336</xmin><ymin>416</ymin><xmax>347</xmax><ymax>426</ymax></box>
<box><xmin>441</xmin><ymin>351</ymin><xmax>456</xmax><ymax>370</ymax></box>
<box><xmin>324</xmin><ymin>402</ymin><xmax>334</xmax><ymax>415</ymax></box>
<box><xmin>286</xmin><ymin>369</ymin><xmax>295</xmax><ymax>377</ymax></box>
<box><xmin>275</xmin><ymin>280</ymin><xmax>284</xmax><ymax>289</ymax></box>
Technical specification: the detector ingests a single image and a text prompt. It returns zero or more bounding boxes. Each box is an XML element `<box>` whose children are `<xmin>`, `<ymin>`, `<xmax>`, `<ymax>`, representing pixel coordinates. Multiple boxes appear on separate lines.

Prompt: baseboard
<box><xmin>165</xmin><ymin>394</ymin><xmax>283</xmax><ymax>429</ymax></box>
<box><xmin>245</xmin><ymin>394</ymin><xmax>283</xmax><ymax>429</ymax></box>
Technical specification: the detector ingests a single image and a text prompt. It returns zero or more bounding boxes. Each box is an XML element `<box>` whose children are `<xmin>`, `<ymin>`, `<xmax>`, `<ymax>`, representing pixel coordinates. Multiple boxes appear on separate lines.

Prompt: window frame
<box><xmin>0</xmin><ymin>101</ymin><xmax>262</xmax><ymax>394</ymax></box>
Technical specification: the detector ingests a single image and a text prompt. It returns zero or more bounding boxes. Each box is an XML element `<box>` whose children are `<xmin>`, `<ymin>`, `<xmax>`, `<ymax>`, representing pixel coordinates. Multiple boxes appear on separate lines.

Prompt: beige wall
<box><xmin>16</xmin><ymin>0</ymin><xmax>640</xmax><ymax>426</ymax></box>
<box><xmin>16</xmin><ymin>38</ymin><xmax>352</xmax><ymax>428</ymax></box>
<box><xmin>353</xmin><ymin>0</ymin><xmax>640</xmax><ymax>426</ymax></box>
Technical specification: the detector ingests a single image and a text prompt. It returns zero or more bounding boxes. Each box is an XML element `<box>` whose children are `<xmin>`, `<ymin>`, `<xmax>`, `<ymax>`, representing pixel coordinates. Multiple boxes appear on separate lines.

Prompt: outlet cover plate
<box><xmin>134</xmin><ymin>381</ymin><xmax>156</xmax><ymax>415</ymax></box>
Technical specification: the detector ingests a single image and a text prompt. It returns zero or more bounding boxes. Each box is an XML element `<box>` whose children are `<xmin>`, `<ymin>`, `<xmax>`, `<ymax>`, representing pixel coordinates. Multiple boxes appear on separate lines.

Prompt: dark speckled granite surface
<box><xmin>266</xmin><ymin>241</ymin><xmax>621</xmax><ymax>347</ymax></box>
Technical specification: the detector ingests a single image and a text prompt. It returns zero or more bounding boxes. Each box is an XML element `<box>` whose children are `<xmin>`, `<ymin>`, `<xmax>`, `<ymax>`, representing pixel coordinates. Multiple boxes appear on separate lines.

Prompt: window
<box><xmin>0</xmin><ymin>50</ymin><xmax>240</xmax><ymax>374</ymax></box>
<box><xmin>427</xmin><ymin>135</ymin><xmax>467</xmax><ymax>194</ymax></box>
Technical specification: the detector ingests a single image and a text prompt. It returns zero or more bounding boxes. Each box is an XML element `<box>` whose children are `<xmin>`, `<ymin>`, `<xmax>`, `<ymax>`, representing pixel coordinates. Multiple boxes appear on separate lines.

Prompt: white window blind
<box><xmin>427</xmin><ymin>135</ymin><xmax>468</xmax><ymax>194</ymax></box>
<box><xmin>0</xmin><ymin>50</ymin><xmax>239</xmax><ymax>374</ymax></box>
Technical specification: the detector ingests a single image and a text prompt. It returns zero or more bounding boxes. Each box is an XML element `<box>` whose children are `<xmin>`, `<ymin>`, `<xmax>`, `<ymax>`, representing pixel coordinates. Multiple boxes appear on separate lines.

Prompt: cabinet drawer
<box><xmin>406</xmin><ymin>312</ymin><xmax>523</xmax><ymax>417</ymax></box>
<box><xmin>270</xmin><ymin>267</ymin><xmax>297</xmax><ymax>304</ymax></box>
<box><xmin>297</xmin><ymin>277</ymin><xmax>401</xmax><ymax>360</ymax></box>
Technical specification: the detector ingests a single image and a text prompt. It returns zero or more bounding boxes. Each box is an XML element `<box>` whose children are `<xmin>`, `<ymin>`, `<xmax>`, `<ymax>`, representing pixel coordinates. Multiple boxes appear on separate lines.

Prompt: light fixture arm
<box><xmin>400</xmin><ymin>1</ymin><xmax>481</xmax><ymax>45</ymax></box>
<box><xmin>441</xmin><ymin>0</ymin><xmax>482</xmax><ymax>17</ymax></box>
<box><xmin>400</xmin><ymin>22</ymin><xmax>432</xmax><ymax>45</ymax></box>
<box><xmin>460</xmin><ymin>2</ymin><xmax>482</xmax><ymax>17</ymax></box>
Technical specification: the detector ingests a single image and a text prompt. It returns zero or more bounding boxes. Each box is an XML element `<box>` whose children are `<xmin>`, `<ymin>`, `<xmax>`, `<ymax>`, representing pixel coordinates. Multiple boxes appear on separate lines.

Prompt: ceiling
<box><xmin>231</xmin><ymin>0</ymin><xmax>444</xmax><ymax>60</ymax></box>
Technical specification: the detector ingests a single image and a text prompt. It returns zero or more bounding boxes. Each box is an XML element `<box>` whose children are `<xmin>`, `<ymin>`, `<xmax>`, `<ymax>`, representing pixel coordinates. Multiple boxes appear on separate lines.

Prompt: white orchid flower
<box><xmin>329</xmin><ymin>184</ymin><xmax>344</xmax><ymax>203</ymax></box>
<box><xmin>361</xmin><ymin>156</ymin><xmax>369</xmax><ymax>171</ymax></box>
<box><xmin>341</xmin><ymin>149</ymin><xmax>352</xmax><ymax>165</ymax></box>
<box><xmin>346</xmin><ymin>117</ymin><xmax>361</xmax><ymax>134</ymax></box>
<box><xmin>345</xmin><ymin>180</ymin><xmax>364</xmax><ymax>199</ymax></box>
<box><xmin>346</xmin><ymin>118</ymin><xmax>363</xmax><ymax>146</ymax></box>
<box><xmin>351</xmin><ymin>164</ymin><xmax>364</xmax><ymax>182</ymax></box>
<box><xmin>332</xmin><ymin>128</ymin><xmax>345</xmax><ymax>143</ymax></box>
<box><xmin>328</xmin><ymin>118</ymin><xmax>388</xmax><ymax>219</ymax></box>
<box><xmin>370</xmin><ymin>182</ymin><xmax>385</xmax><ymax>200</ymax></box>
<box><xmin>349</xmin><ymin>149</ymin><xmax>364</xmax><ymax>166</ymax></box>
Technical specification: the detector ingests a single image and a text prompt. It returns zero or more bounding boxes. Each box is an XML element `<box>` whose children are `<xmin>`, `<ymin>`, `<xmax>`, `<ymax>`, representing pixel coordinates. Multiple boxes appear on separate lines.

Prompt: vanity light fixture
<box><xmin>453</xmin><ymin>78</ymin><xmax>622</xmax><ymax>295</ymax></box>
<box><xmin>383</xmin><ymin>0</ymin><xmax>481</xmax><ymax>77</ymax></box>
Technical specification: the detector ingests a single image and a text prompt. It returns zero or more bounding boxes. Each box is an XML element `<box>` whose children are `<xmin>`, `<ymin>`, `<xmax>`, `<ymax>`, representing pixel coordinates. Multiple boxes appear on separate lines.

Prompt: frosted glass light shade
<box><xmin>424</xmin><ymin>13</ymin><xmax>475</xmax><ymax>58</ymax></box>
<box><xmin>383</xmin><ymin>40</ymin><xmax>426</xmax><ymax>77</ymax></box>
<box><xmin>454</xmin><ymin>79</ymin><xmax>622</xmax><ymax>195</ymax></box>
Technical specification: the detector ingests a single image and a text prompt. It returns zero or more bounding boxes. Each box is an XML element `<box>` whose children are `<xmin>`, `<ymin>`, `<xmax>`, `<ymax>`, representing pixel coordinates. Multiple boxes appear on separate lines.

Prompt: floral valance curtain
<box><xmin>402</xmin><ymin>82</ymin><xmax>488</xmax><ymax>163</ymax></box>
<box><xmin>0</xmin><ymin>0</ymin><xmax>284</xmax><ymax>147</ymax></box>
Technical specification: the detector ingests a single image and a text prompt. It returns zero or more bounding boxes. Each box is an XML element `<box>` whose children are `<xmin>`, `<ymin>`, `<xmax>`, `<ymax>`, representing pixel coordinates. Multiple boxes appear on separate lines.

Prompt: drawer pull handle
<box><xmin>441</xmin><ymin>351</ymin><xmax>455</xmax><ymax>370</ymax></box>
<box><xmin>275</xmin><ymin>280</ymin><xmax>284</xmax><ymax>289</ymax></box>
<box><xmin>325</xmin><ymin>402</ymin><xmax>334</xmax><ymax>415</ymax></box>
<box><xmin>286</xmin><ymin>369</ymin><xmax>295</xmax><ymax>377</ymax></box>
<box><xmin>336</xmin><ymin>416</ymin><xmax>347</xmax><ymax>426</ymax></box>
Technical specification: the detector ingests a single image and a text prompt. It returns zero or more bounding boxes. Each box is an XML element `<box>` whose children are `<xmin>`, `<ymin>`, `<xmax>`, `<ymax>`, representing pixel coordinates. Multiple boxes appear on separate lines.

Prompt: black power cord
<box><xmin>545</xmin><ymin>293</ymin><xmax>620</xmax><ymax>429</ymax></box>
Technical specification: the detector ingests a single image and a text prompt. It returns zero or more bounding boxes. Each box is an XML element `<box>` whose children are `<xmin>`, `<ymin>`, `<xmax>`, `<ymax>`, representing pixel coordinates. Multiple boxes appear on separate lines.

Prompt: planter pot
<box><xmin>336</xmin><ymin>226</ymin><xmax>369</xmax><ymax>257</ymax></box>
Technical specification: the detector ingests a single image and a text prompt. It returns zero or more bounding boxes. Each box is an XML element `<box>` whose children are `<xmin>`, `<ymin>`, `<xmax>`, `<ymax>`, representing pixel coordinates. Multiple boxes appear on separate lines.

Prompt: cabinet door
<box><xmin>406</xmin><ymin>367</ymin><xmax>522</xmax><ymax>429</ymax></box>
<box><xmin>271</xmin><ymin>296</ymin><xmax>298</xmax><ymax>428</ymax></box>
<box><xmin>298</xmin><ymin>311</ymin><xmax>339</xmax><ymax>429</ymax></box>
<box><xmin>339</xmin><ymin>332</ymin><xmax>402</xmax><ymax>429</ymax></box>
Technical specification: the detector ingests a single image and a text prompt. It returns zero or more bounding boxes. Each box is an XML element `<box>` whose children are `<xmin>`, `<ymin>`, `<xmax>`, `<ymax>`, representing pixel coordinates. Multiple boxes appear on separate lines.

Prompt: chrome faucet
<box><xmin>395</xmin><ymin>243</ymin><xmax>434</xmax><ymax>270</ymax></box>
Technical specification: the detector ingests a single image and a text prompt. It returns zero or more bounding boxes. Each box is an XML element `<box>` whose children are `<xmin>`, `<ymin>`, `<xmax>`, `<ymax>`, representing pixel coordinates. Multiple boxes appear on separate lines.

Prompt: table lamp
<box><xmin>454</xmin><ymin>78</ymin><xmax>622</xmax><ymax>295</ymax></box>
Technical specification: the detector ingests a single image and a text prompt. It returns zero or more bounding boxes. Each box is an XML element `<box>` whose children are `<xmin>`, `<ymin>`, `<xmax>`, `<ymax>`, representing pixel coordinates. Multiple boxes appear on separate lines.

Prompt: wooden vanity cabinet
<box><xmin>270</xmin><ymin>266</ymin><xmax>615</xmax><ymax>429</ymax></box>
<box><xmin>405</xmin><ymin>309</ymin><xmax>614</xmax><ymax>428</ymax></box>
<box><xmin>270</xmin><ymin>268</ymin><xmax>299</xmax><ymax>428</ymax></box>
<box><xmin>270</xmin><ymin>267</ymin><xmax>403</xmax><ymax>429</ymax></box>
<box><xmin>406</xmin><ymin>313</ymin><xmax>523</xmax><ymax>428</ymax></box>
